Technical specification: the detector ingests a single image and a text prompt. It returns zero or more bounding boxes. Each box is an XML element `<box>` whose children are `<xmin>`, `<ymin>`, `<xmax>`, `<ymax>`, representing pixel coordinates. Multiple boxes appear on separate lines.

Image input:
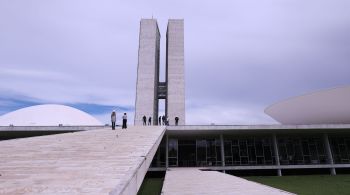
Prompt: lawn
<box><xmin>245</xmin><ymin>175</ymin><xmax>350</xmax><ymax>195</ymax></box>
<box><xmin>137</xmin><ymin>178</ymin><xmax>164</xmax><ymax>195</ymax></box>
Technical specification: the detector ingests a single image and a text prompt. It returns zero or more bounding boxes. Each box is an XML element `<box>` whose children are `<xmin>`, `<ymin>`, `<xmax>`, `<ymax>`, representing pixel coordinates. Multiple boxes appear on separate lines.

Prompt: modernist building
<box><xmin>147</xmin><ymin>86</ymin><xmax>350</xmax><ymax>176</ymax></box>
<box><xmin>134</xmin><ymin>19</ymin><xmax>350</xmax><ymax>176</ymax></box>
<box><xmin>134</xmin><ymin>19</ymin><xmax>185</xmax><ymax>126</ymax></box>
<box><xmin>1</xmin><ymin>19</ymin><xmax>350</xmax><ymax>181</ymax></box>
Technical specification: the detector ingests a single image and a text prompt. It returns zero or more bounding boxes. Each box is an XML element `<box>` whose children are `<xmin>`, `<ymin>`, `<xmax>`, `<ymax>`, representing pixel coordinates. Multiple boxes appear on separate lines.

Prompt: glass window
<box><xmin>168</xmin><ymin>139</ymin><xmax>178</xmax><ymax>158</ymax></box>
<box><xmin>278</xmin><ymin>136</ymin><xmax>327</xmax><ymax>165</ymax></box>
<box><xmin>196</xmin><ymin>139</ymin><xmax>207</xmax><ymax>166</ymax></box>
<box><xmin>168</xmin><ymin>138</ymin><xmax>178</xmax><ymax>167</ymax></box>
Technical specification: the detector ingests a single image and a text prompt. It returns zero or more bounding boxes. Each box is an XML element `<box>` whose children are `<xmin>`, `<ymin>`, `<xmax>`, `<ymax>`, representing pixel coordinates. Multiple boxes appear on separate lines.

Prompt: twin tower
<box><xmin>134</xmin><ymin>19</ymin><xmax>185</xmax><ymax>126</ymax></box>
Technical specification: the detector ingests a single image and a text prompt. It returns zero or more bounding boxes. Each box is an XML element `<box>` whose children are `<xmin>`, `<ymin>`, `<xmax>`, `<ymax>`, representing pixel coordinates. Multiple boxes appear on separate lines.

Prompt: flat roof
<box><xmin>0</xmin><ymin>126</ymin><xmax>104</xmax><ymax>132</ymax></box>
<box><xmin>166</xmin><ymin>124</ymin><xmax>350</xmax><ymax>135</ymax></box>
<box><xmin>0</xmin><ymin>126</ymin><xmax>165</xmax><ymax>194</ymax></box>
<box><xmin>2</xmin><ymin>124</ymin><xmax>350</xmax><ymax>136</ymax></box>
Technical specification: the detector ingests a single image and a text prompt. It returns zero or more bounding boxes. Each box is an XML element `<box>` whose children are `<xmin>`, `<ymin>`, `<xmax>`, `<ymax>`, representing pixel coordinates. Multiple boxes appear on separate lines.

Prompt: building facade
<box><xmin>166</xmin><ymin>20</ymin><xmax>185</xmax><ymax>125</ymax></box>
<box><xmin>134</xmin><ymin>19</ymin><xmax>161</xmax><ymax>125</ymax></box>
<box><xmin>135</xmin><ymin>19</ymin><xmax>185</xmax><ymax>126</ymax></box>
<box><xmin>133</xmin><ymin>19</ymin><xmax>350</xmax><ymax>176</ymax></box>
<box><xmin>150</xmin><ymin>125</ymin><xmax>350</xmax><ymax>176</ymax></box>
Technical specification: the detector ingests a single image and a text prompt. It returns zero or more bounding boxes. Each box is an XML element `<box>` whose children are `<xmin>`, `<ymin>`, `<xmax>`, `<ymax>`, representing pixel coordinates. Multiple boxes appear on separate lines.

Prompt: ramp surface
<box><xmin>0</xmin><ymin>126</ymin><xmax>165</xmax><ymax>195</ymax></box>
<box><xmin>162</xmin><ymin>168</ymin><xmax>295</xmax><ymax>195</ymax></box>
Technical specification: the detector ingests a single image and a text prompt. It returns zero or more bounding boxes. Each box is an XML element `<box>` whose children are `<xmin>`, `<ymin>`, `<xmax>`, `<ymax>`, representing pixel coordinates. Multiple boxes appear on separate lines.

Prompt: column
<box><xmin>323</xmin><ymin>133</ymin><xmax>336</xmax><ymax>175</ymax></box>
<box><xmin>166</xmin><ymin>19</ymin><xmax>185</xmax><ymax>125</ymax></box>
<box><xmin>134</xmin><ymin>19</ymin><xmax>160</xmax><ymax>125</ymax></box>
<box><xmin>166</xmin><ymin>134</ymin><xmax>169</xmax><ymax>168</ymax></box>
<box><xmin>220</xmin><ymin>134</ymin><xmax>225</xmax><ymax>173</ymax></box>
<box><xmin>272</xmin><ymin>134</ymin><xmax>282</xmax><ymax>176</ymax></box>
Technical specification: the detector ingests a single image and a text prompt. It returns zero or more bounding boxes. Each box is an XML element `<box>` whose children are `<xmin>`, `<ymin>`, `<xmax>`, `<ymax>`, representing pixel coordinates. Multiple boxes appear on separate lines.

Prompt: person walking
<box><xmin>111</xmin><ymin>110</ymin><xmax>116</xmax><ymax>130</ymax></box>
<box><xmin>158</xmin><ymin>116</ymin><xmax>161</xmax><ymax>126</ymax></box>
<box><xmin>175</xmin><ymin>116</ymin><xmax>179</xmax><ymax>126</ymax></box>
<box><xmin>142</xmin><ymin>115</ymin><xmax>147</xmax><ymax>126</ymax></box>
<box><xmin>122</xmin><ymin>113</ymin><xmax>127</xmax><ymax>129</ymax></box>
<box><xmin>148</xmin><ymin>116</ymin><xmax>152</xmax><ymax>126</ymax></box>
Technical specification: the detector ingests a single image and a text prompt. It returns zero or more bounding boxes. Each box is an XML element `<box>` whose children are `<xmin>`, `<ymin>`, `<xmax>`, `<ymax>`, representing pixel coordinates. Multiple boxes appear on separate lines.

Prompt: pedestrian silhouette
<box><xmin>175</xmin><ymin>116</ymin><xmax>179</xmax><ymax>126</ymax></box>
<box><xmin>162</xmin><ymin>115</ymin><xmax>165</xmax><ymax>125</ymax></box>
<box><xmin>142</xmin><ymin>115</ymin><xmax>147</xmax><ymax>126</ymax></box>
<box><xmin>122</xmin><ymin>113</ymin><xmax>127</xmax><ymax>129</ymax></box>
<box><xmin>111</xmin><ymin>110</ymin><xmax>116</xmax><ymax>130</ymax></box>
<box><xmin>148</xmin><ymin>117</ymin><xmax>152</xmax><ymax>125</ymax></box>
<box><xmin>166</xmin><ymin>116</ymin><xmax>169</xmax><ymax>126</ymax></box>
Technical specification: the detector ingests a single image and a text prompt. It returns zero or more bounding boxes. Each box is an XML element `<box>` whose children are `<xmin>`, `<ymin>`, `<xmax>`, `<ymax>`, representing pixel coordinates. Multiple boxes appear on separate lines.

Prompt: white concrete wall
<box><xmin>166</xmin><ymin>19</ymin><xmax>185</xmax><ymax>125</ymax></box>
<box><xmin>135</xmin><ymin>19</ymin><xmax>160</xmax><ymax>125</ymax></box>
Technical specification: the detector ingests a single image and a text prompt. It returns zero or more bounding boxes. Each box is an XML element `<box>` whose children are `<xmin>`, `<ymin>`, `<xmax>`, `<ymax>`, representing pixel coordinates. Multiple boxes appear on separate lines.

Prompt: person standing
<box><xmin>162</xmin><ymin>115</ymin><xmax>165</xmax><ymax>125</ymax></box>
<box><xmin>142</xmin><ymin>115</ymin><xmax>147</xmax><ymax>126</ymax></box>
<box><xmin>175</xmin><ymin>116</ymin><xmax>179</xmax><ymax>126</ymax></box>
<box><xmin>148</xmin><ymin>117</ymin><xmax>152</xmax><ymax>126</ymax></box>
<box><xmin>122</xmin><ymin>113</ymin><xmax>127</xmax><ymax>129</ymax></box>
<box><xmin>158</xmin><ymin>116</ymin><xmax>161</xmax><ymax>126</ymax></box>
<box><xmin>111</xmin><ymin>110</ymin><xmax>116</xmax><ymax>130</ymax></box>
<box><xmin>166</xmin><ymin>116</ymin><xmax>169</xmax><ymax>126</ymax></box>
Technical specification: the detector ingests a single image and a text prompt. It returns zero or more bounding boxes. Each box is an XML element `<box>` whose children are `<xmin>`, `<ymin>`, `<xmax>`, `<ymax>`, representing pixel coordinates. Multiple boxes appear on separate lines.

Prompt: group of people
<box><xmin>111</xmin><ymin>110</ymin><xmax>180</xmax><ymax>129</ymax></box>
<box><xmin>142</xmin><ymin>115</ymin><xmax>180</xmax><ymax>126</ymax></box>
<box><xmin>142</xmin><ymin>115</ymin><xmax>153</xmax><ymax>126</ymax></box>
<box><xmin>110</xmin><ymin>110</ymin><xmax>127</xmax><ymax>130</ymax></box>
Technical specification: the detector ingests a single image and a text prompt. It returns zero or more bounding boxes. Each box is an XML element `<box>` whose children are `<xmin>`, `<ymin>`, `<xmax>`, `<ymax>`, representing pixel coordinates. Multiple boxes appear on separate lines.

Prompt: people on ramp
<box><xmin>122</xmin><ymin>113</ymin><xmax>127</xmax><ymax>129</ymax></box>
<box><xmin>111</xmin><ymin>110</ymin><xmax>116</xmax><ymax>130</ymax></box>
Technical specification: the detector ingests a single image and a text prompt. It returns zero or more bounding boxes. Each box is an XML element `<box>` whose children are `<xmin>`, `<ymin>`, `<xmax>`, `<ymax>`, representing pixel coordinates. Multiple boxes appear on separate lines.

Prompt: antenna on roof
<box><xmin>152</xmin><ymin>14</ymin><xmax>153</xmax><ymax>19</ymax></box>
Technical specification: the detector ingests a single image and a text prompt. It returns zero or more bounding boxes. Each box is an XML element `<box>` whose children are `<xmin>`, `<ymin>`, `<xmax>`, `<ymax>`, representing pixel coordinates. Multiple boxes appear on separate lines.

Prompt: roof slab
<box><xmin>166</xmin><ymin>124</ymin><xmax>350</xmax><ymax>135</ymax></box>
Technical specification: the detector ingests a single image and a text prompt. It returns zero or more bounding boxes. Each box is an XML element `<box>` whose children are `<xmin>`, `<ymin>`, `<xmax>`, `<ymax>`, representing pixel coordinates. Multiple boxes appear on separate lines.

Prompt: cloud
<box><xmin>0</xmin><ymin>0</ymin><xmax>350</xmax><ymax>125</ymax></box>
<box><xmin>186</xmin><ymin>100</ymin><xmax>277</xmax><ymax>125</ymax></box>
<box><xmin>0</xmin><ymin>66</ymin><xmax>135</xmax><ymax>106</ymax></box>
<box><xmin>0</xmin><ymin>93</ymin><xmax>132</xmax><ymax>123</ymax></box>
<box><xmin>0</xmin><ymin>67</ymin><xmax>73</xmax><ymax>80</ymax></box>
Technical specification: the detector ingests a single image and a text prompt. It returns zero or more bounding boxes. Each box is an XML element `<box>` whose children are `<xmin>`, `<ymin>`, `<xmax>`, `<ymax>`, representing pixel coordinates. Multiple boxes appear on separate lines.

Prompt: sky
<box><xmin>1</xmin><ymin>0</ymin><xmax>350</xmax><ymax>125</ymax></box>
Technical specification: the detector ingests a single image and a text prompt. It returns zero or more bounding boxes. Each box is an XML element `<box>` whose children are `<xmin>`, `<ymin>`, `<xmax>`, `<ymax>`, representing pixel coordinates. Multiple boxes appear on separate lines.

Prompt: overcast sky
<box><xmin>1</xmin><ymin>0</ymin><xmax>350</xmax><ymax>125</ymax></box>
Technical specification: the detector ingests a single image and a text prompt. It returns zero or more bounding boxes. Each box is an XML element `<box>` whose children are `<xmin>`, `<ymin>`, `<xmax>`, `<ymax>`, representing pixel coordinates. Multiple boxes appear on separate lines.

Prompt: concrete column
<box><xmin>134</xmin><ymin>19</ymin><xmax>160</xmax><ymax>125</ymax></box>
<box><xmin>166</xmin><ymin>19</ymin><xmax>185</xmax><ymax>125</ymax></box>
<box><xmin>166</xmin><ymin>134</ymin><xmax>169</xmax><ymax>168</ymax></box>
<box><xmin>272</xmin><ymin>134</ymin><xmax>282</xmax><ymax>176</ymax></box>
<box><xmin>323</xmin><ymin>133</ymin><xmax>336</xmax><ymax>175</ymax></box>
<box><xmin>220</xmin><ymin>134</ymin><xmax>225</xmax><ymax>173</ymax></box>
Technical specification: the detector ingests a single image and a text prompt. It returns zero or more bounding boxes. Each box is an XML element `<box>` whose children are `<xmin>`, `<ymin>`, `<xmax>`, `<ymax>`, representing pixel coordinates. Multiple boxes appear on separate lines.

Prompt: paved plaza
<box><xmin>161</xmin><ymin>168</ymin><xmax>295</xmax><ymax>195</ymax></box>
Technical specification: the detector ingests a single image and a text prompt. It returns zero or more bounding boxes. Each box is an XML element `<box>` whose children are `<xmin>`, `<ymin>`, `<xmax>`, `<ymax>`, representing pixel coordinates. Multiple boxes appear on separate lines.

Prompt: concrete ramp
<box><xmin>161</xmin><ymin>168</ymin><xmax>295</xmax><ymax>195</ymax></box>
<box><xmin>0</xmin><ymin>126</ymin><xmax>165</xmax><ymax>195</ymax></box>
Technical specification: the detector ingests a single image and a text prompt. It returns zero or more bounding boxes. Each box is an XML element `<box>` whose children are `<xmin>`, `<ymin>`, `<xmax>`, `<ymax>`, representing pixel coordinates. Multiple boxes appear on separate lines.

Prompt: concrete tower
<box><xmin>166</xmin><ymin>19</ymin><xmax>185</xmax><ymax>125</ymax></box>
<box><xmin>135</xmin><ymin>19</ymin><xmax>185</xmax><ymax>126</ymax></box>
<box><xmin>134</xmin><ymin>19</ymin><xmax>160</xmax><ymax>125</ymax></box>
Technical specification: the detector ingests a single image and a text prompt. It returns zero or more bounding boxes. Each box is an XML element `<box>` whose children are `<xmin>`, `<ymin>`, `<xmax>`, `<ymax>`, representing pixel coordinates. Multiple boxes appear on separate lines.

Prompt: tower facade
<box><xmin>134</xmin><ymin>19</ymin><xmax>160</xmax><ymax>125</ymax></box>
<box><xmin>166</xmin><ymin>19</ymin><xmax>185</xmax><ymax>125</ymax></box>
<box><xmin>135</xmin><ymin>19</ymin><xmax>185</xmax><ymax>126</ymax></box>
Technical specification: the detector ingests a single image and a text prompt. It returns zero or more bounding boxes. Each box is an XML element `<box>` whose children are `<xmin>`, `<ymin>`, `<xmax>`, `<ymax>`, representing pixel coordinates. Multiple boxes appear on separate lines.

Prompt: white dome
<box><xmin>0</xmin><ymin>104</ymin><xmax>102</xmax><ymax>126</ymax></box>
<box><xmin>265</xmin><ymin>86</ymin><xmax>350</xmax><ymax>125</ymax></box>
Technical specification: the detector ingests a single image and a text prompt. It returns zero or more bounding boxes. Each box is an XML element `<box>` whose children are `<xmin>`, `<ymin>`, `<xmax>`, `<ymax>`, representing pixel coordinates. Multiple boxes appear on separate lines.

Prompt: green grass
<box><xmin>245</xmin><ymin>175</ymin><xmax>350</xmax><ymax>195</ymax></box>
<box><xmin>137</xmin><ymin>178</ymin><xmax>164</xmax><ymax>195</ymax></box>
